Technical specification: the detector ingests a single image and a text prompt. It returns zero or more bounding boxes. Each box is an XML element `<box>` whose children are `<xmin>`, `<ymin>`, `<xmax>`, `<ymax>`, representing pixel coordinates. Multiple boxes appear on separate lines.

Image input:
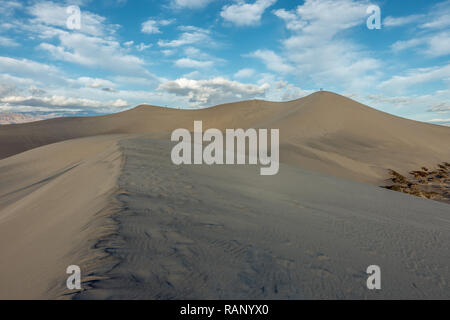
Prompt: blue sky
<box><xmin>0</xmin><ymin>0</ymin><xmax>449</xmax><ymax>125</ymax></box>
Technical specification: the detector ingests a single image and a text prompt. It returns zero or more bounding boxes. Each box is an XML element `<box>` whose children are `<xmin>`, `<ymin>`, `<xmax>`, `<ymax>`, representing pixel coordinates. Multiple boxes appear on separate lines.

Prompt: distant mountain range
<box><xmin>0</xmin><ymin>112</ymin><xmax>57</xmax><ymax>125</ymax></box>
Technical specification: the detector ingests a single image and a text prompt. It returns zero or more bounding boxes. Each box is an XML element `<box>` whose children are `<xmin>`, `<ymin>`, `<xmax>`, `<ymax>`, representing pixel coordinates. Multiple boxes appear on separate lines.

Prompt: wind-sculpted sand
<box><xmin>76</xmin><ymin>136</ymin><xmax>449</xmax><ymax>299</ymax></box>
<box><xmin>0</xmin><ymin>135</ymin><xmax>126</xmax><ymax>299</ymax></box>
<box><xmin>0</xmin><ymin>91</ymin><xmax>449</xmax><ymax>299</ymax></box>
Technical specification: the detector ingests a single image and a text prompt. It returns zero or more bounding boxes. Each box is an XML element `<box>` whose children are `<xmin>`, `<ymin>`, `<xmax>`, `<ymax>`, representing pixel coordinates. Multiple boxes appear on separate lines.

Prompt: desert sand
<box><xmin>1</xmin><ymin>91</ymin><xmax>450</xmax><ymax>184</ymax></box>
<box><xmin>0</xmin><ymin>91</ymin><xmax>449</xmax><ymax>299</ymax></box>
<box><xmin>0</xmin><ymin>135</ymin><xmax>125</xmax><ymax>299</ymax></box>
<box><xmin>77</xmin><ymin>137</ymin><xmax>450</xmax><ymax>299</ymax></box>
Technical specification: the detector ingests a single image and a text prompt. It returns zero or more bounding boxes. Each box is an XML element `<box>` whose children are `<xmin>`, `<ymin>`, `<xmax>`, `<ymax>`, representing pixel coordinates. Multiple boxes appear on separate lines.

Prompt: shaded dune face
<box><xmin>0</xmin><ymin>91</ymin><xmax>449</xmax><ymax>184</ymax></box>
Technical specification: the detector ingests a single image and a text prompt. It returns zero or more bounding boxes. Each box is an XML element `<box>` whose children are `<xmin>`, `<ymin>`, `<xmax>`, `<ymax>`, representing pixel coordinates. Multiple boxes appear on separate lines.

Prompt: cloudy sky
<box><xmin>0</xmin><ymin>0</ymin><xmax>449</xmax><ymax>125</ymax></box>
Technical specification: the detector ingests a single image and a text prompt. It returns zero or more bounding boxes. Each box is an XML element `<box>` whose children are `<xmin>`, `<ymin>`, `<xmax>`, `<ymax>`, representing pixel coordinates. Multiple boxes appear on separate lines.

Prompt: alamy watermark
<box><xmin>63</xmin><ymin>3</ymin><xmax>381</xmax><ymax>32</ymax></box>
<box><xmin>66</xmin><ymin>5</ymin><xmax>81</xmax><ymax>30</ymax></box>
<box><xmin>366</xmin><ymin>265</ymin><xmax>381</xmax><ymax>290</ymax></box>
<box><xmin>171</xmin><ymin>121</ymin><xmax>279</xmax><ymax>176</ymax></box>
<box><xmin>66</xmin><ymin>265</ymin><xmax>81</xmax><ymax>290</ymax></box>
<box><xmin>367</xmin><ymin>5</ymin><xmax>381</xmax><ymax>30</ymax></box>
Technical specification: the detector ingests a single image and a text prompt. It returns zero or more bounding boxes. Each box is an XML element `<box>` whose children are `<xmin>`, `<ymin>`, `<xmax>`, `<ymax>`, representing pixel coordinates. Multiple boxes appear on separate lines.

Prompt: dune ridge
<box><xmin>1</xmin><ymin>91</ymin><xmax>449</xmax><ymax>185</ymax></box>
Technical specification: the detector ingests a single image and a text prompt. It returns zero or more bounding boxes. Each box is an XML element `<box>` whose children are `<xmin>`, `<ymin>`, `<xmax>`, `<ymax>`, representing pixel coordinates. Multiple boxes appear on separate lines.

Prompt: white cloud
<box><xmin>175</xmin><ymin>58</ymin><xmax>214</xmax><ymax>68</ymax></box>
<box><xmin>385</xmin><ymin>1</ymin><xmax>450</xmax><ymax>66</ymax></box>
<box><xmin>184</xmin><ymin>46</ymin><xmax>201</xmax><ymax>56</ymax></box>
<box><xmin>158</xmin><ymin>26</ymin><xmax>210</xmax><ymax>47</ymax></box>
<box><xmin>0</xmin><ymin>75</ymin><xmax>35</xmax><ymax>88</ymax></box>
<box><xmin>0</xmin><ymin>83</ymin><xmax>18</xmax><ymax>98</ymax></box>
<box><xmin>379</xmin><ymin>64</ymin><xmax>450</xmax><ymax>92</ymax></box>
<box><xmin>39</xmin><ymin>32</ymin><xmax>149</xmax><ymax>76</ymax></box>
<box><xmin>428</xmin><ymin>103</ymin><xmax>450</xmax><ymax>113</ymax></box>
<box><xmin>0</xmin><ymin>1</ymin><xmax>22</xmax><ymax>16</ymax></box>
<box><xmin>3</xmin><ymin>0</ymin><xmax>447</xmax><ymax>118</ymax></box>
<box><xmin>0</xmin><ymin>94</ymin><xmax>128</xmax><ymax>112</ymax></box>
<box><xmin>360</xmin><ymin>91</ymin><xmax>450</xmax><ymax>125</ymax></box>
<box><xmin>27</xmin><ymin>1</ymin><xmax>114</xmax><ymax>37</ymax></box>
<box><xmin>385</xmin><ymin>1</ymin><xmax>450</xmax><ymax>30</ymax></box>
<box><xmin>28</xmin><ymin>85</ymin><xmax>46</xmax><ymax>96</ymax></box>
<box><xmin>430</xmin><ymin>118</ymin><xmax>450</xmax><ymax>121</ymax></box>
<box><xmin>178</xmin><ymin>46</ymin><xmax>224</xmax><ymax>67</ymax></box>
<box><xmin>265</xmin><ymin>80</ymin><xmax>311</xmax><ymax>101</ymax></box>
<box><xmin>183</xmin><ymin>71</ymin><xmax>202</xmax><ymax>79</ymax></box>
<box><xmin>158</xmin><ymin>77</ymin><xmax>270</xmax><ymax>106</ymax></box>
<box><xmin>383</xmin><ymin>15</ymin><xmax>424</xmax><ymax>27</ymax></box>
<box><xmin>272</xmin><ymin>8</ymin><xmax>305</xmax><ymax>31</ymax></box>
<box><xmin>365</xmin><ymin>94</ymin><xmax>424</xmax><ymax>107</ymax></box>
<box><xmin>221</xmin><ymin>0</ymin><xmax>276</xmax><ymax>26</ymax></box>
<box><xmin>392</xmin><ymin>38</ymin><xmax>424</xmax><ymax>52</ymax></box>
<box><xmin>78</xmin><ymin>77</ymin><xmax>116</xmax><ymax>89</ymax></box>
<box><xmin>392</xmin><ymin>31</ymin><xmax>450</xmax><ymax>57</ymax></box>
<box><xmin>171</xmin><ymin>0</ymin><xmax>214</xmax><ymax>9</ymax></box>
<box><xmin>273</xmin><ymin>0</ymin><xmax>380</xmax><ymax>90</ymax></box>
<box><xmin>424</xmin><ymin>31</ymin><xmax>450</xmax><ymax>56</ymax></box>
<box><xmin>141</xmin><ymin>20</ymin><xmax>160</xmax><ymax>34</ymax></box>
<box><xmin>419</xmin><ymin>0</ymin><xmax>450</xmax><ymax>30</ymax></box>
<box><xmin>11</xmin><ymin>2</ymin><xmax>155</xmax><ymax>80</ymax></box>
<box><xmin>234</xmin><ymin>68</ymin><xmax>255</xmax><ymax>78</ymax></box>
<box><xmin>0</xmin><ymin>55</ymin><xmax>162</xmax><ymax>114</ymax></box>
<box><xmin>136</xmin><ymin>43</ymin><xmax>152</xmax><ymax>51</ymax></box>
<box><xmin>420</xmin><ymin>14</ymin><xmax>450</xmax><ymax>29</ymax></box>
<box><xmin>141</xmin><ymin>18</ymin><xmax>174</xmax><ymax>34</ymax></box>
<box><xmin>0</xmin><ymin>56</ymin><xmax>63</xmax><ymax>84</ymax></box>
<box><xmin>0</xmin><ymin>36</ymin><xmax>18</xmax><ymax>47</ymax></box>
<box><xmin>248</xmin><ymin>50</ymin><xmax>293</xmax><ymax>74</ymax></box>
<box><xmin>274</xmin><ymin>0</ymin><xmax>368</xmax><ymax>37</ymax></box>
<box><xmin>112</xmin><ymin>76</ymin><xmax>162</xmax><ymax>88</ymax></box>
<box><xmin>161</xmin><ymin>49</ymin><xmax>175</xmax><ymax>56</ymax></box>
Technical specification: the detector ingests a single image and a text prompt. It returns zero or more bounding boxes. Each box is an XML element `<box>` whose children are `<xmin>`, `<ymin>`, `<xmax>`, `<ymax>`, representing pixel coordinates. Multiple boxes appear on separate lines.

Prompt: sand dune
<box><xmin>0</xmin><ymin>91</ymin><xmax>449</xmax><ymax>299</ymax></box>
<box><xmin>1</xmin><ymin>91</ymin><xmax>449</xmax><ymax>184</ymax></box>
<box><xmin>79</xmin><ymin>137</ymin><xmax>450</xmax><ymax>299</ymax></box>
<box><xmin>0</xmin><ymin>135</ymin><xmax>125</xmax><ymax>299</ymax></box>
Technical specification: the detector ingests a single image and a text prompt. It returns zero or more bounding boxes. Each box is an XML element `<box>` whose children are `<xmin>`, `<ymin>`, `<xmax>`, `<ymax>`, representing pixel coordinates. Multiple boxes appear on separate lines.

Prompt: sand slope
<box><xmin>1</xmin><ymin>91</ymin><xmax>449</xmax><ymax>184</ymax></box>
<box><xmin>78</xmin><ymin>137</ymin><xmax>450</xmax><ymax>299</ymax></box>
<box><xmin>0</xmin><ymin>135</ymin><xmax>125</xmax><ymax>299</ymax></box>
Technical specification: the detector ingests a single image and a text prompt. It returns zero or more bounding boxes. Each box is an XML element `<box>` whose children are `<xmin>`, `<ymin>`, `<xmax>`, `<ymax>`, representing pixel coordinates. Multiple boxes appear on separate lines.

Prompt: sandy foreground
<box><xmin>0</xmin><ymin>92</ymin><xmax>449</xmax><ymax>299</ymax></box>
<box><xmin>77</xmin><ymin>136</ymin><xmax>449</xmax><ymax>299</ymax></box>
<box><xmin>1</xmin><ymin>134</ymin><xmax>448</xmax><ymax>299</ymax></box>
